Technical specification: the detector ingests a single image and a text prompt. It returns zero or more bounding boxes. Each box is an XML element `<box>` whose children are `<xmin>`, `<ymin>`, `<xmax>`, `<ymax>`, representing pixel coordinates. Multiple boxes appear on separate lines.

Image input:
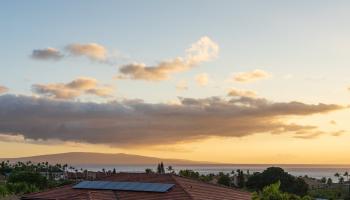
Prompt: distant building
<box><xmin>301</xmin><ymin>177</ymin><xmax>326</xmax><ymax>189</ymax></box>
<box><xmin>22</xmin><ymin>172</ymin><xmax>251</xmax><ymax>200</ymax></box>
<box><xmin>64</xmin><ymin>171</ymin><xmax>111</xmax><ymax>180</ymax></box>
<box><xmin>39</xmin><ymin>171</ymin><xmax>64</xmax><ymax>181</ymax></box>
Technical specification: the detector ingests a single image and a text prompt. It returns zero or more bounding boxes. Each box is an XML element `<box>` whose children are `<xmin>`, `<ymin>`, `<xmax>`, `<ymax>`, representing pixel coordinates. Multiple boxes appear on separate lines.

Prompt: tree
<box><xmin>246</xmin><ymin>167</ymin><xmax>308</xmax><ymax>196</ymax></box>
<box><xmin>179</xmin><ymin>169</ymin><xmax>199</xmax><ymax>179</ymax></box>
<box><xmin>252</xmin><ymin>181</ymin><xmax>312</xmax><ymax>200</ymax></box>
<box><xmin>339</xmin><ymin>176</ymin><xmax>344</xmax><ymax>184</ymax></box>
<box><xmin>157</xmin><ymin>162</ymin><xmax>165</xmax><ymax>174</ymax></box>
<box><xmin>326</xmin><ymin>178</ymin><xmax>333</xmax><ymax>186</ymax></box>
<box><xmin>167</xmin><ymin>166</ymin><xmax>174</xmax><ymax>174</ymax></box>
<box><xmin>237</xmin><ymin>169</ymin><xmax>245</xmax><ymax>188</ymax></box>
<box><xmin>8</xmin><ymin>171</ymin><xmax>48</xmax><ymax>189</ymax></box>
<box><xmin>320</xmin><ymin>177</ymin><xmax>327</xmax><ymax>183</ymax></box>
<box><xmin>334</xmin><ymin>172</ymin><xmax>340</xmax><ymax>178</ymax></box>
<box><xmin>145</xmin><ymin>168</ymin><xmax>154</xmax><ymax>174</ymax></box>
<box><xmin>217</xmin><ymin>172</ymin><xmax>231</xmax><ymax>187</ymax></box>
<box><xmin>112</xmin><ymin>168</ymin><xmax>116</xmax><ymax>174</ymax></box>
<box><xmin>344</xmin><ymin>171</ymin><xmax>349</xmax><ymax>182</ymax></box>
<box><xmin>160</xmin><ymin>162</ymin><xmax>165</xmax><ymax>174</ymax></box>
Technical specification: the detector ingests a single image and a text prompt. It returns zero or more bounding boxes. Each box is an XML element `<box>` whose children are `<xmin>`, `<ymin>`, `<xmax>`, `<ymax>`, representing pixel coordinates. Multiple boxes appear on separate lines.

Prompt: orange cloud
<box><xmin>233</xmin><ymin>69</ymin><xmax>271</xmax><ymax>83</ymax></box>
<box><xmin>118</xmin><ymin>37</ymin><xmax>219</xmax><ymax>81</ymax></box>
<box><xmin>227</xmin><ymin>88</ymin><xmax>257</xmax><ymax>98</ymax></box>
<box><xmin>32</xmin><ymin>77</ymin><xmax>113</xmax><ymax>99</ymax></box>
<box><xmin>65</xmin><ymin>43</ymin><xmax>107</xmax><ymax>61</ymax></box>
<box><xmin>195</xmin><ymin>73</ymin><xmax>209</xmax><ymax>86</ymax></box>
<box><xmin>0</xmin><ymin>86</ymin><xmax>9</xmax><ymax>94</ymax></box>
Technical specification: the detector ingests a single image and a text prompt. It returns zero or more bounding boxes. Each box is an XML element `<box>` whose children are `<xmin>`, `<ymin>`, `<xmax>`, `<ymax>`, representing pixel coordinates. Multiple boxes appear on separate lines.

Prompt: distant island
<box><xmin>0</xmin><ymin>152</ymin><xmax>215</xmax><ymax>165</ymax></box>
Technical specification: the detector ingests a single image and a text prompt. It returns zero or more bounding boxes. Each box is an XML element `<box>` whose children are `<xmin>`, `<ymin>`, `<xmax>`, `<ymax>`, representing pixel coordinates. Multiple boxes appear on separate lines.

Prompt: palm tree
<box><xmin>334</xmin><ymin>172</ymin><xmax>340</xmax><ymax>178</ymax></box>
<box><xmin>166</xmin><ymin>166</ymin><xmax>174</xmax><ymax>174</ymax></box>
<box><xmin>344</xmin><ymin>171</ymin><xmax>349</xmax><ymax>182</ymax></box>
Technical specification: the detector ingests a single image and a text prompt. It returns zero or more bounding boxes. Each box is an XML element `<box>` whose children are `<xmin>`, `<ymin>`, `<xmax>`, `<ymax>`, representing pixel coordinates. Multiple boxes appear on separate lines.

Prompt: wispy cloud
<box><xmin>227</xmin><ymin>88</ymin><xmax>257</xmax><ymax>98</ymax></box>
<box><xmin>233</xmin><ymin>69</ymin><xmax>271</xmax><ymax>83</ymax></box>
<box><xmin>0</xmin><ymin>95</ymin><xmax>344</xmax><ymax>147</ymax></box>
<box><xmin>31</xmin><ymin>48</ymin><xmax>64</xmax><ymax>61</ymax></box>
<box><xmin>32</xmin><ymin>77</ymin><xmax>114</xmax><ymax>99</ymax></box>
<box><xmin>65</xmin><ymin>43</ymin><xmax>107</xmax><ymax>61</ymax></box>
<box><xmin>176</xmin><ymin>80</ymin><xmax>188</xmax><ymax>91</ymax></box>
<box><xmin>31</xmin><ymin>43</ymin><xmax>119</xmax><ymax>64</ymax></box>
<box><xmin>0</xmin><ymin>86</ymin><xmax>9</xmax><ymax>94</ymax></box>
<box><xmin>195</xmin><ymin>73</ymin><xmax>209</xmax><ymax>86</ymax></box>
<box><xmin>330</xmin><ymin>120</ymin><xmax>337</xmax><ymax>125</ymax></box>
<box><xmin>117</xmin><ymin>36</ymin><xmax>219</xmax><ymax>81</ymax></box>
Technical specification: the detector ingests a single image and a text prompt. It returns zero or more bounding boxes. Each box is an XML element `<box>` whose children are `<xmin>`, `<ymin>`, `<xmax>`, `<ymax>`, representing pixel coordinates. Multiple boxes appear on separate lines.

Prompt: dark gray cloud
<box><xmin>31</xmin><ymin>48</ymin><xmax>64</xmax><ymax>60</ymax></box>
<box><xmin>0</xmin><ymin>95</ymin><xmax>345</xmax><ymax>147</ymax></box>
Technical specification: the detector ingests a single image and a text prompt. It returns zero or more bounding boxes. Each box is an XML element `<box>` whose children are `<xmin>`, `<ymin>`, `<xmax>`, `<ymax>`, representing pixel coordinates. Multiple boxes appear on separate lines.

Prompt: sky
<box><xmin>1</xmin><ymin>0</ymin><xmax>350</xmax><ymax>164</ymax></box>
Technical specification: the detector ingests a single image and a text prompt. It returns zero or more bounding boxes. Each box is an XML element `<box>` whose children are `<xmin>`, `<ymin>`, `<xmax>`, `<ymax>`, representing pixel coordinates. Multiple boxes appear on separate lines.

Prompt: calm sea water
<box><xmin>75</xmin><ymin>164</ymin><xmax>350</xmax><ymax>182</ymax></box>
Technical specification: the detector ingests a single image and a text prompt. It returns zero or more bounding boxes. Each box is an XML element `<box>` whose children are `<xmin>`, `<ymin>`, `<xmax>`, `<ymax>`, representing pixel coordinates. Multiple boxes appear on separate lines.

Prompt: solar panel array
<box><xmin>73</xmin><ymin>181</ymin><xmax>175</xmax><ymax>193</ymax></box>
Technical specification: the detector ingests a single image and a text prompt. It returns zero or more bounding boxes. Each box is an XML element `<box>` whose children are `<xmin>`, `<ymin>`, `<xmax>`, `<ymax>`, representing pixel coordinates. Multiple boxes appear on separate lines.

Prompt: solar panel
<box><xmin>73</xmin><ymin>181</ymin><xmax>174</xmax><ymax>193</ymax></box>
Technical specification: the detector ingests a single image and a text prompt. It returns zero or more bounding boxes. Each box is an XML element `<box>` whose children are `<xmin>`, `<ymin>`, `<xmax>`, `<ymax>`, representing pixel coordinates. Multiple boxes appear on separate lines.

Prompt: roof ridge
<box><xmin>172</xmin><ymin>174</ymin><xmax>250</xmax><ymax>194</ymax></box>
<box><xmin>169</xmin><ymin>174</ymin><xmax>195</xmax><ymax>200</ymax></box>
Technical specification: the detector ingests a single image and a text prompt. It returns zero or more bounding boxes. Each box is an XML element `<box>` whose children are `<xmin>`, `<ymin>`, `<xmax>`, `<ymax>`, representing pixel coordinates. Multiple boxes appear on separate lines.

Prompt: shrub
<box><xmin>8</xmin><ymin>171</ymin><xmax>47</xmax><ymax>189</ymax></box>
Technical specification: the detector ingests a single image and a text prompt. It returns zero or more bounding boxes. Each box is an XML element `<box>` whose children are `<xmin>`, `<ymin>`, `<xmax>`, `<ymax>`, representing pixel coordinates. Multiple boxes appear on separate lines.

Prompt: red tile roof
<box><xmin>22</xmin><ymin>173</ymin><xmax>251</xmax><ymax>200</ymax></box>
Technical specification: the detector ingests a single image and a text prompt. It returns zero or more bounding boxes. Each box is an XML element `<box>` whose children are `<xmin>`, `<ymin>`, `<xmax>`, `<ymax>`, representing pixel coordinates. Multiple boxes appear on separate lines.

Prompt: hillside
<box><xmin>1</xmin><ymin>152</ymin><xmax>214</xmax><ymax>165</ymax></box>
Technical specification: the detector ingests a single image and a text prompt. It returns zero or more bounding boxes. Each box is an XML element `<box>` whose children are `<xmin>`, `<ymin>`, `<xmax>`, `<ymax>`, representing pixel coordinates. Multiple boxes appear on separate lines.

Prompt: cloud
<box><xmin>118</xmin><ymin>36</ymin><xmax>219</xmax><ymax>81</ymax></box>
<box><xmin>233</xmin><ymin>69</ymin><xmax>271</xmax><ymax>83</ymax></box>
<box><xmin>227</xmin><ymin>88</ymin><xmax>257</xmax><ymax>98</ymax></box>
<box><xmin>0</xmin><ymin>134</ymin><xmax>25</xmax><ymax>143</ymax></box>
<box><xmin>0</xmin><ymin>95</ymin><xmax>344</xmax><ymax>147</ymax></box>
<box><xmin>65</xmin><ymin>43</ymin><xmax>107</xmax><ymax>61</ymax></box>
<box><xmin>31</xmin><ymin>48</ymin><xmax>63</xmax><ymax>60</ymax></box>
<box><xmin>0</xmin><ymin>86</ymin><xmax>9</xmax><ymax>94</ymax></box>
<box><xmin>32</xmin><ymin>77</ymin><xmax>114</xmax><ymax>99</ymax></box>
<box><xmin>176</xmin><ymin>80</ymin><xmax>188</xmax><ymax>91</ymax></box>
<box><xmin>331</xmin><ymin>130</ymin><xmax>345</xmax><ymax>137</ymax></box>
<box><xmin>195</xmin><ymin>73</ymin><xmax>209</xmax><ymax>86</ymax></box>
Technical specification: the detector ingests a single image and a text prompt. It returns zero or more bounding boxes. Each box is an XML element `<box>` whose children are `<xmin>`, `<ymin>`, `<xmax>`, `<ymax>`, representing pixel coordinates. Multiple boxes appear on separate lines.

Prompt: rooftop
<box><xmin>21</xmin><ymin>172</ymin><xmax>251</xmax><ymax>200</ymax></box>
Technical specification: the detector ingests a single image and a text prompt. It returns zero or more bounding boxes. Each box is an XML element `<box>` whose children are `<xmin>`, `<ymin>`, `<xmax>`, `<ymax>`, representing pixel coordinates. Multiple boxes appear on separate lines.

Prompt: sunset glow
<box><xmin>1</xmin><ymin>0</ymin><xmax>350</xmax><ymax>164</ymax></box>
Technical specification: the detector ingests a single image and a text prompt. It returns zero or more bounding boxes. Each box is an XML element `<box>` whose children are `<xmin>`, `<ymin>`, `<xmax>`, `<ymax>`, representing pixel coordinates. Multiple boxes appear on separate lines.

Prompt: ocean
<box><xmin>75</xmin><ymin>164</ymin><xmax>350</xmax><ymax>182</ymax></box>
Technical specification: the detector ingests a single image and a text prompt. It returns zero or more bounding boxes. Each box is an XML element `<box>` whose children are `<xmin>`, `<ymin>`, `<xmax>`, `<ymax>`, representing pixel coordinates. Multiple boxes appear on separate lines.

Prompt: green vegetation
<box><xmin>308</xmin><ymin>187</ymin><xmax>348</xmax><ymax>200</ymax></box>
<box><xmin>178</xmin><ymin>169</ymin><xmax>215</xmax><ymax>182</ymax></box>
<box><xmin>252</xmin><ymin>181</ymin><xmax>312</xmax><ymax>200</ymax></box>
<box><xmin>303</xmin><ymin>171</ymin><xmax>350</xmax><ymax>199</ymax></box>
<box><xmin>145</xmin><ymin>168</ymin><xmax>154</xmax><ymax>174</ymax></box>
<box><xmin>246</xmin><ymin>167</ymin><xmax>309</xmax><ymax>196</ymax></box>
<box><xmin>217</xmin><ymin>172</ymin><xmax>231</xmax><ymax>186</ymax></box>
<box><xmin>177</xmin><ymin>167</ymin><xmax>350</xmax><ymax>199</ymax></box>
<box><xmin>0</xmin><ymin>160</ymin><xmax>73</xmax><ymax>198</ymax></box>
